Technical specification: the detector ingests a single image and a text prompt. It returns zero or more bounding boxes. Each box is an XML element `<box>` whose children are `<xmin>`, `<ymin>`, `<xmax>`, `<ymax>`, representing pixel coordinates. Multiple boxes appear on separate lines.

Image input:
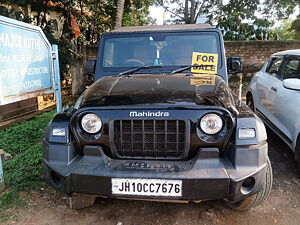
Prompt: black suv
<box><xmin>43</xmin><ymin>24</ymin><xmax>272</xmax><ymax>211</ymax></box>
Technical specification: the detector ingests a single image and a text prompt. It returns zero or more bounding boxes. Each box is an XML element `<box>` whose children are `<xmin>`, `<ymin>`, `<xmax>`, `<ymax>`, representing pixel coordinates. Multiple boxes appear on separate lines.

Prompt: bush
<box><xmin>0</xmin><ymin>111</ymin><xmax>55</xmax><ymax>211</ymax></box>
<box><xmin>0</xmin><ymin>111</ymin><xmax>55</xmax><ymax>155</ymax></box>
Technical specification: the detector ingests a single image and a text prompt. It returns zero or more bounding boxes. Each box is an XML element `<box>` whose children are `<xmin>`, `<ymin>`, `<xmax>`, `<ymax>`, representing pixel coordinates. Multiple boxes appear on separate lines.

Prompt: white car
<box><xmin>247</xmin><ymin>49</ymin><xmax>300</xmax><ymax>173</ymax></box>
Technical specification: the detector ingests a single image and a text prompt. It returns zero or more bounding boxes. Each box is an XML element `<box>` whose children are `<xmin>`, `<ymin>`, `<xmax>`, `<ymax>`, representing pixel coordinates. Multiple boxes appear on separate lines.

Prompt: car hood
<box><xmin>78</xmin><ymin>73</ymin><xmax>236</xmax><ymax>110</ymax></box>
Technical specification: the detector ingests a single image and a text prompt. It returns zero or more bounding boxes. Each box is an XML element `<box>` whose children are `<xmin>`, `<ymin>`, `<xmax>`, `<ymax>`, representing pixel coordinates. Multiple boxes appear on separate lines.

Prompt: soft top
<box><xmin>109</xmin><ymin>24</ymin><xmax>213</xmax><ymax>33</ymax></box>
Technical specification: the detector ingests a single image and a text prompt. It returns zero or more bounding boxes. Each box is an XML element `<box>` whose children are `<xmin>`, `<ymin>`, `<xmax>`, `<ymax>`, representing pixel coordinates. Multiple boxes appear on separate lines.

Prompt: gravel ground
<box><xmin>2</xmin><ymin>129</ymin><xmax>300</xmax><ymax>225</ymax></box>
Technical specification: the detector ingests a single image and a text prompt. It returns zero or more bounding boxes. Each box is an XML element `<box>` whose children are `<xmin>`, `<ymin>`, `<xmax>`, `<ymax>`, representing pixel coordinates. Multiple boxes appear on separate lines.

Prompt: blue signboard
<box><xmin>0</xmin><ymin>15</ymin><xmax>53</xmax><ymax>105</ymax></box>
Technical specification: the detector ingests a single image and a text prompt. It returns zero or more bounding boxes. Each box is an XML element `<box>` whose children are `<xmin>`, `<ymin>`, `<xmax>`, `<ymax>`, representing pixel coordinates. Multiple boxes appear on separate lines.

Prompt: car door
<box><xmin>253</xmin><ymin>56</ymin><xmax>284</xmax><ymax>123</ymax></box>
<box><xmin>270</xmin><ymin>56</ymin><xmax>300</xmax><ymax>145</ymax></box>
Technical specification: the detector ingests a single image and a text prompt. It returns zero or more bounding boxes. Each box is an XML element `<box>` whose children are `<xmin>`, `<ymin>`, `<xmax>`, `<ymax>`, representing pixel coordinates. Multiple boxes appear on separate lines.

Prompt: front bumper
<box><xmin>43</xmin><ymin>140</ymin><xmax>268</xmax><ymax>202</ymax></box>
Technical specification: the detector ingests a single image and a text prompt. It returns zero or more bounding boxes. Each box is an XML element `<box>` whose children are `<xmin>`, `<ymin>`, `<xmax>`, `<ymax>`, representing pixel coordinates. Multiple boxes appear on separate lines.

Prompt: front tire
<box><xmin>295</xmin><ymin>140</ymin><xmax>300</xmax><ymax>177</ymax></box>
<box><xmin>226</xmin><ymin>158</ymin><xmax>273</xmax><ymax>211</ymax></box>
<box><xmin>296</xmin><ymin>160</ymin><xmax>300</xmax><ymax>177</ymax></box>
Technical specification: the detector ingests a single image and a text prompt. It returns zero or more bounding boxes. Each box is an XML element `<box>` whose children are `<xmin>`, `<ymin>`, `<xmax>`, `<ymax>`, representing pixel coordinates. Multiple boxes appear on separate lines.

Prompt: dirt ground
<box><xmin>2</xmin><ymin>129</ymin><xmax>300</xmax><ymax>225</ymax></box>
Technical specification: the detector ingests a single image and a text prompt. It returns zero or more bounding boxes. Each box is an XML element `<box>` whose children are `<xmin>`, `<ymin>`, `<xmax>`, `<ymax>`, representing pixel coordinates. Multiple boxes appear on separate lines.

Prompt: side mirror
<box><xmin>283</xmin><ymin>78</ymin><xmax>300</xmax><ymax>91</ymax></box>
<box><xmin>227</xmin><ymin>56</ymin><xmax>243</xmax><ymax>74</ymax></box>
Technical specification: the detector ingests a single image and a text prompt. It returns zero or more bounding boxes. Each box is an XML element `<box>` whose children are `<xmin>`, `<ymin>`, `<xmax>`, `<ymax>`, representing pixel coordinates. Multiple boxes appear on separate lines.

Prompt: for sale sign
<box><xmin>191</xmin><ymin>52</ymin><xmax>218</xmax><ymax>74</ymax></box>
<box><xmin>0</xmin><ymin>15</ymin><xmax>53</xmax><ymax>105</ymax></box>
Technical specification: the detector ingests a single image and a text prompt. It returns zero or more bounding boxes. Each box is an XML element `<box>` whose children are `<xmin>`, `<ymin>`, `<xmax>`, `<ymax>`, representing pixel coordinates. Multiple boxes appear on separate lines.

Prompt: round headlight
<box><xmin>81</xmin><ymin>113</ymin><xmax>102</xmax><ymax>134</ymax></box>
<box><xmin>200</xmin><ymin>113</ymin><xmax>223</xmax><ymax>135</ymax></box>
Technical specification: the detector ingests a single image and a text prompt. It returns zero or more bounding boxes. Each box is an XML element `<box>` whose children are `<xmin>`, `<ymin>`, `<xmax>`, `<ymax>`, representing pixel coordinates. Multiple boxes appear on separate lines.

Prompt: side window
<box><xmin>282</xmin><ymin>58</ymin><xmax>300</xmax><ymax>80</ymax></box>
<box><xmin>266</xmin><ymin>57</ymin><xmax>283</xmax><ymax>75</ymax></box>
<box><xmin>103</xmin><ymin>41</ymin><xmax>114</xmax><ymax>67</ymax></box>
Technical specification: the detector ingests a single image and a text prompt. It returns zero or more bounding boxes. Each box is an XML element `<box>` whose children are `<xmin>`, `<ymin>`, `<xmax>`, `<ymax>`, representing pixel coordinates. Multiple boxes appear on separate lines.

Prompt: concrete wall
<box><xmin>86</xmin><ymin>40</ymin><xmax>300</xmax><ymax>73</ymax></box>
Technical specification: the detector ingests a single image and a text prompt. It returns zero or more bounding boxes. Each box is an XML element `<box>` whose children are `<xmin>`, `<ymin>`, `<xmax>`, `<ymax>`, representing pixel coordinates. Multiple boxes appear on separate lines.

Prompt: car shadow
<box><xmin>266</xmin><ymin>128</ymin><xmax>298</xmax><ymax>179</ymax></box>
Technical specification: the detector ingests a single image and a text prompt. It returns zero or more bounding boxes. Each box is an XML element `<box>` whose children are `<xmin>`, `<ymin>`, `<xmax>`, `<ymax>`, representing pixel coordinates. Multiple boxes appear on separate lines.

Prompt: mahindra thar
<box><xmin>43</xmin><ymin>24</ymin><xmax>272</xmax><ymax>211</ymax></box>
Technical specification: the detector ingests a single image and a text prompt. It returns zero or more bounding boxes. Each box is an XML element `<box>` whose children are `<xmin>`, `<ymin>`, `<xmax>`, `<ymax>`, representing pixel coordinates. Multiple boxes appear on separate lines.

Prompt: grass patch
<box><xmin>0</xmin><ymin>111</ymin><xmax>55</xmax><ymax>214</ymax></box>
<box><xmin>0</xmin><ymin>190</ymin><xmax>26</xmax><ymax>211</ymax></box>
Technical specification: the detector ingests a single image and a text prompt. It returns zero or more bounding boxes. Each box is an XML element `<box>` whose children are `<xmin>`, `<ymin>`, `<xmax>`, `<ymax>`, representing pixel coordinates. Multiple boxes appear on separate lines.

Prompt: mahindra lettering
<box><xmin>43</xmin><ymin>24</ymin><xmax>272</xmax><ymax>211</ymax></box>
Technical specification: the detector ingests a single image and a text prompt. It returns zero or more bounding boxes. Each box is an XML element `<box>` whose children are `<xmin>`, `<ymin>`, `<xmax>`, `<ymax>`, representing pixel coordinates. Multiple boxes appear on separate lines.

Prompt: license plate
<box><xmin>111</xmin><ymin>178</ymin><xmax>182</xmax><ymax>197</ymax></box>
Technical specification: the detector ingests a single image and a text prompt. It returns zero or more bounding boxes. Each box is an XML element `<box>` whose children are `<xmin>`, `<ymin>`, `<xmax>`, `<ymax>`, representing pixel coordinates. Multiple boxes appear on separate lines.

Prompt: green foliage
<box><xmin>272</xmin><ymin>19</ymin><xmax>296</xmax><ymax>40</ymax></box>
<box><xmin>263</xmin><ymin>0</ymin><xmax>298</xmax><ymax>19</ymax></box>
<box><xmin>156</xmin><ymin>0</ymin><xmax>221</xmax><ymax>24</ymax></box>
<box><xmin>156</xmin><ymin>0</ymin><xmax>276</xmax><ymax>40</ymax></box>
<box><xmin>0</xmin><ymin>112</ymin><xmax>55</xmax><ymax>155</ymax></box>
<box><xmin>122</xmin><ymin>0</ymin><xmax>154</xmax><ymax>26</ymax></box>
<box><xmin>4</xmin><ymin>145</ymin><xmax>43</xmax><ymax>189</ymax></box>
<box><xmin>291</xmin><ymin>17</ymin><xmax>300</xmax><ymax>39</ymax></box>
<box><xmin>0</xmin><ymin>111</ymin><xmax>55</xmax><ymax>212</ymax></box>
<box><xmin>0</xmin><ymin>0</ymin><xmax>154</xmax><ymax>79</ymax></box>
<box><xmin>262</xmin><ymin>0</ymin><xmax>300</xmax><ymax>40</ymax></box>
<box><xmin>0</xmin><ymin>190</ymin><xmax>26</xmax><ymax>211</ymax></box>
<box><xmin>209</xmin><ymin>0</ymin><xmax>277</xmax><ymax>40</ymax></box>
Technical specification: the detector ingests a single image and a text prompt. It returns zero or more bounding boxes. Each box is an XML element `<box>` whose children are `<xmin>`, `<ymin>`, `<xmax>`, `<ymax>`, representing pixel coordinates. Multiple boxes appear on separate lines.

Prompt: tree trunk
<box><xmin>24</xmin><ymin>4</ymin><xmax>30</xmax><ymax>19</ymax></box>
<box><xmin>184</xmin><ymin>0</ymin><xmax>189</xmax><ymax>24</ymax></box>
<box><xmin>115</xmin><ymin>0</ymin><xmax>126</xmax><ymax>29</ymax></box>
<box><xmin>72</xmin><ymin>46</ymin><xmax>86</xmax><ymax>96</ymax></box>
<box><xmin>190</xmin><ymin>0</ymin><xmax>196</xmax><ymax>24</ymax></box>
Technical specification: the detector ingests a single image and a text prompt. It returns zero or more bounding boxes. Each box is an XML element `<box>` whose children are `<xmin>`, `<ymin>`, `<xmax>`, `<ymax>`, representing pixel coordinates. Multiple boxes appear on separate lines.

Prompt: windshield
<box><xmin>102</xmin><ymin>32</ymin><xmax>221</xmax><ymax>71</ymax></box>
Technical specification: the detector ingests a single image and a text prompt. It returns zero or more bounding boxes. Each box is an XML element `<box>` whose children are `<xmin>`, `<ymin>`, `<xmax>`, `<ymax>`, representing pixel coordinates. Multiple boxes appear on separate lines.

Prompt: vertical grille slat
<box><xmin>113</xmin><ymin>119</ymin><xmax>186</xmax><ymax>159</ymax></box>
<box><xmin>131</xmin><ymin>120</ymin><xmax>134</xmax><ymax>156</ymax></box>
<box><xmin>120</xmin><ymin>120</ymin><xmax>123</xmax><ymax>156</ymax></box>
<box><xmin>153</xmin><ymin>120</ymin><xmax>156</xmax><ymax>156</ymax></box>
<box><xmin>164</xmin><ymin>120</ymin><xmax>168</xmax><ymax>158</ymax></box>
<box><xmin>176</xmin><ymin>120</ymin><xmax>179</xmax><ymax>157</ymax></box>
<box><xmin>142</xmin><ymin>120</ymin><xmax>145</xmax><ymax>156</ymax></box>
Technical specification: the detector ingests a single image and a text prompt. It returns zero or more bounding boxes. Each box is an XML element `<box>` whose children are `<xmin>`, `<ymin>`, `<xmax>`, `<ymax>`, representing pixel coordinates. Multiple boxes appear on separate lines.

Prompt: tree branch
<box><xmin>195</xmin><ymin>0</ymin><xmax>209</xmax><ymax>22</ymax></box>
<box><xmin>156</xmin><ymin>0</ymin><xmax>184</xmax><ymax>19</ymax></box>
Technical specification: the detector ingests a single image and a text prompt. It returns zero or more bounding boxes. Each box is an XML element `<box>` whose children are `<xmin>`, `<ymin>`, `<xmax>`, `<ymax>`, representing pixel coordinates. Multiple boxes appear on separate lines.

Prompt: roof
<box><xmin>110</xmin><ymin>24</ymin><xmax>213</xmax><ymax>33</ymax></box>
<box><xmin>273</xmin><ymin>49</ymin><xmax>300</xmax><ymax>56</ymax></box>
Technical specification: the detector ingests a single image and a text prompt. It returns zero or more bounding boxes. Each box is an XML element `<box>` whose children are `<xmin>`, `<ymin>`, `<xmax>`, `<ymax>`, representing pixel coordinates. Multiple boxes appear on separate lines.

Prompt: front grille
<box><xmin>113</xmin><ymin>120</ymin><xmax>187</xmax><ymax>159</ymax></box>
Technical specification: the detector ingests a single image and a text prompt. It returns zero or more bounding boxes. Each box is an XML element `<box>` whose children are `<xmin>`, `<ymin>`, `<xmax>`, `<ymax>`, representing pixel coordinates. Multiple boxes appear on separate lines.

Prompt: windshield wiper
<box><xmin>118</xmin><ymin>65</ymin><xmax>162</xmax><ymax>76</ymax></box>
<box><xmin>170</xmin><ymin>65</ymin><xmax>196</xmax><ymax>74</ymax></box>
